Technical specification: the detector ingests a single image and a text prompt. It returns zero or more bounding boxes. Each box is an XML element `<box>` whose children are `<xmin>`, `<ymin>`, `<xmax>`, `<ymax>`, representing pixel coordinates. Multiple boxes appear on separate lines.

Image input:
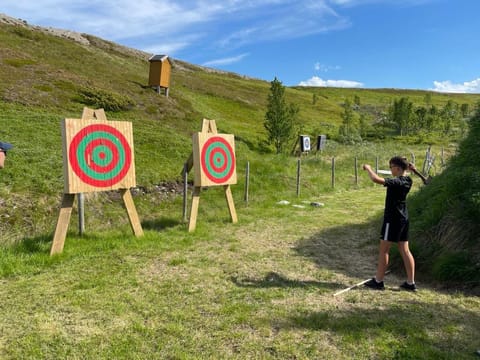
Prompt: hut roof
<box><xmin>148</xmin><ymin>54</ymin><xmax>172</xmax><ymax>64</ymax></box>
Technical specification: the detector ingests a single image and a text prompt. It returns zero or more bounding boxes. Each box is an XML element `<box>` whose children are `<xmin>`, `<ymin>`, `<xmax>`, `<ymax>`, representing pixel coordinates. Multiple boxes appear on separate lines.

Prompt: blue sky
<box><xmin>2</xmin><ymin>0</ymin><xmax>480</xmax><ymax>92</ymax></box>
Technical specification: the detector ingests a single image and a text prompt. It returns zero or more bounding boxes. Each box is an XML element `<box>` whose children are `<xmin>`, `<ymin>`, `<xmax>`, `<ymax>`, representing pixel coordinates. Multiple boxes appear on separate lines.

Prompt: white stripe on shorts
<box><xmin>383</xmin><ymin>222</ymin><xmax>390</xmax><ymax>241</ymax></box>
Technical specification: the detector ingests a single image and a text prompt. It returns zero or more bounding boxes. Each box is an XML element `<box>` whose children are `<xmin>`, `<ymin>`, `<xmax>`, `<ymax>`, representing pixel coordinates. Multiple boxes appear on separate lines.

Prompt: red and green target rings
<box><xmin>200</xmin><ymin>136</ymin><xmax>235</xmax><ymax>184</ymax></box>
<box><xmin>69</xmin><ymin>124</ymin><xmax>132</xmax><ymax>187</ymax></box>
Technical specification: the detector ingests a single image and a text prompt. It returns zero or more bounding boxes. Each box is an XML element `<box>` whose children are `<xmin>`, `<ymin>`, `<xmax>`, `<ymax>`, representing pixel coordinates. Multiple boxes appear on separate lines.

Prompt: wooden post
<box><xmin>78</xmin><ymin>193</ymin><xmax>85</xmax><ymax>235</ymax></box>
<box><xmin>244</xmin><ymin>161</ymin><xmax>250</xmax><ymax>204</ymax></box>
<box><xmin>120</xmin><ymin>189</ymin><xmax>144</xmax><ymax>237</ymax></box>
<box><xmin>331</xmin><ymin>157</ymin><xmax>335</xmax><ymax>188</ymax></box>
<box><xmin>225</xmin><ymin>185</ymin><xmax>238</xmax><ymax>223</ymax></box>
<box><xmin>296</xmin><ymin>158</ymin><xmax>301</xmax><ymax>197</ymax></box>
<box><xmin>50</xmin><ymin>193</ymin><xmax>75</xmax><ymax>255</ymax></box>
<box><xmin>355</xmin><ymin>157</ymin><xmax>358</xmax><ymax>185</ymax></box>
<box><xmin>183</xmin><ymin>162</ymin><xmax>188</xmax><ymax>223</ymax></box>
<box><xmin>188</xmin><ymin>187</ymin><xmax>201</xmax><ymax>232</ymax></box>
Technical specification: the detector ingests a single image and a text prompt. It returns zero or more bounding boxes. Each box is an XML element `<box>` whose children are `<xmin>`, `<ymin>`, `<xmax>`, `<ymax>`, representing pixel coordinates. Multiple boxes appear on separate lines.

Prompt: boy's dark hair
<box><xmin>389</xmin><ymin>156</ymin><xmax>408</xmax><ymax>170</ymax></box>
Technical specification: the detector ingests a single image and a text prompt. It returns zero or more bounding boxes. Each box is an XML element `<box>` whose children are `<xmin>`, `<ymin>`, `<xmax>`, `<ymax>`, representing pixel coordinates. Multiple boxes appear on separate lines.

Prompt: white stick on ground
<box><xmin>334</xmin><ymin>271</ymin><xmax>391</xmax><ymax>297</ymax></box>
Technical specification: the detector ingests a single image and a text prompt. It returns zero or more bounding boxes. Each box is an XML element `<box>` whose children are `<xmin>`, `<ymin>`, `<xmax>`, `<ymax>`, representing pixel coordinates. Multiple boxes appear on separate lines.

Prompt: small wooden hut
<box><xmin>148</xmin><ymin>54</ymin><xmax>172</xmax><ymax>96</ymax></box>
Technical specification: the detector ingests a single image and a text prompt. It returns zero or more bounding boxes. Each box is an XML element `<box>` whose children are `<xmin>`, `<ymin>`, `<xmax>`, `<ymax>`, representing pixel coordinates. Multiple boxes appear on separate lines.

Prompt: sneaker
<box><xmin>399</xmin><ymin>282</ymin><xmax>417</xmax><ymax>292</ymax></box>
<box><xmin>364</xmin><ymin>278</ymin><xmax>385</xmax><ymax>290</ymax></box>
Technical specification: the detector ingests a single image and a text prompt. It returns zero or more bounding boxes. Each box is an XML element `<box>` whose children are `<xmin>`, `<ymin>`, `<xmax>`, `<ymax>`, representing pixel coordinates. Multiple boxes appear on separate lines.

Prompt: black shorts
<box><xmin>380</xmin><ymin>220</ymin><xmax>409</xmax><ymax>242</ymax></box>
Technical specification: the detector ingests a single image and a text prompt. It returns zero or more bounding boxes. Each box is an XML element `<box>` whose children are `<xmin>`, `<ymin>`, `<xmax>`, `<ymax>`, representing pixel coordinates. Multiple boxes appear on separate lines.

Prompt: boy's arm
<box><xmin>408</xmin><ymin>162</ymin><xmax>429</xmax><ymax>185</ymax></box>
<box><xmin>363</xmin><ymin>164</ymin><xmax>385</xmax><ymax>185</ymax></box>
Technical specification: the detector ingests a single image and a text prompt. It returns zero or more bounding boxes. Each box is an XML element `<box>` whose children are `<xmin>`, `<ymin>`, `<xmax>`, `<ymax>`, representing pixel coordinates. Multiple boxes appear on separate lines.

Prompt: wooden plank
<box><xmin>93</xmin><ymin>108</ymin><xmax>107</xmax><ymax>121</ymax></box>
<box><xmin>201</xmin><ymin>118</ymin><xmax>210</xmax><ymax>133</ymax></box>
<box><xmin>192</xmin><ymin>132</ymin><xmax>237</xmax><ymax>187</ymax></box>
<box><xmin>224</xmin><ymin>185</ymin><xmax>238</xmax><ymax>223</ymax></box>
<box><xmin>81</xmin><ymin>107</ymin><xmax>95</xmax><ymax>120</ymax></box>
<box><xmin>188</xmin><ymin>187</ymin><xmax>201</xmax><ymax>232</ymax></box>
<box><xmin>62</xmin><ymin>118</ymin><xmax>136</xmax><ymax>193</ymax></box>
<box><xmin>207</xmin><ymin>119</ymin><xmax>217</xmax><ymax>134</ymax></box>
<box><xmin>192</xmin><ymin>133</ymin><xmax>202</xmax><ymax>186</ymax></box>
<box><xmin>50</xmin><ymin>193</ymin><xmax>75</xmax><ymax>255</ymax></box>
<box><xmin>121</xmin><ymin>189</ymin><xmax>144</xmax><ymax>237</ymax></box>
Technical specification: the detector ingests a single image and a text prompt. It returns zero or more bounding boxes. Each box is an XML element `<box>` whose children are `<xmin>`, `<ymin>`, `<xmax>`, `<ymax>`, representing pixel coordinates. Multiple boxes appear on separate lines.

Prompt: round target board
<box><xmin>193</xmin><ymin>133</ymin><xmax>237</xmax><ymax>187</ymax></box>
<box><xmin>63</xmin><ymin>119</ymin><xmax>136</xmax><ymax>193</ymax></box>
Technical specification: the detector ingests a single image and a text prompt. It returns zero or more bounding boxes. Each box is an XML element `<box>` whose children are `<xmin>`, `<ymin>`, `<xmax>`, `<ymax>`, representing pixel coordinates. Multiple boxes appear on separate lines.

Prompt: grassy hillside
<box><xmin>0</xmin><ymin>15</ymin><xmax>479</xmax><ymax>359</ymax></box>
<box><xmin>408</xmin><ymin>108</ymin><xmax>480</xmax><ymax>287</ymax></box>
<box><xmin>1</xmin><ymin>16</ymin><xmax>480</xmax><ymax>277</ymax></box>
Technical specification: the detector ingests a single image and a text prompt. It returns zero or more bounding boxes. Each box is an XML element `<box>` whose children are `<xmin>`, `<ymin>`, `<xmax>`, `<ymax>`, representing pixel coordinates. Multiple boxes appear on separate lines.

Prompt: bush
<box><xmin>432</xmin><ymin>252</ymin><xmax>480</xmax><ymax>284</ymax></box>
<box><xmin>76</xmin><ymin>87</ymin><xmax>134</xmax><ymax>112</ymax></box>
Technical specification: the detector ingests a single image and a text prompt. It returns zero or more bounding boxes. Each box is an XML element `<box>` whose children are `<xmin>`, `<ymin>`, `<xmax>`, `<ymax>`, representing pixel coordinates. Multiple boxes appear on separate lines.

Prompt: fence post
<box><xmin>355</xmin><ymin>157</ymin><xmax>358</xmax><ymax>185</ymax></box>
<box><xmin>78</xmin><ymin>193</ymin><xmax>85</xmax><ymax>235</ymax></box>
<box><xmin>244</xmin><ymin>161</ymin><xmax>250</xmax><ymax>204</ymax></box>
<box><xmin>331</xmin><ymin>157</ymin><xmax>335</xmax><ymax>188</ymax></box>
<box><xmin>296</xmin><ymin>159</ymin><xmax>301</xmax><ymax>197</ymax></box>
<box><xmin>182</xmin><ymin>162</ymin><xmax>188</xmax><ymax>223</ymax></box>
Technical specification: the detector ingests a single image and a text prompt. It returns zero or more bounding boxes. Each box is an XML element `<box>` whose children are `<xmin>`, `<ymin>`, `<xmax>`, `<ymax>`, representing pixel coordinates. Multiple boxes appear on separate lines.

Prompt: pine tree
<box><xmin>264</xmin><ymin>77</ymin><xmax>298</xmax><ymax>154</ymax></box>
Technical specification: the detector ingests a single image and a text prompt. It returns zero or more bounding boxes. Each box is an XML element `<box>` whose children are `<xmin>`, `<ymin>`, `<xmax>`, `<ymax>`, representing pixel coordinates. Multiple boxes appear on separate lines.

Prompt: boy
<box><xmin>362</xmin><ymin>156</ymin><xmax>417</xmax><ymax>291</ymax></box>
<box><xmin>0</xmin><ymin>141</ymin><xmax>13</xmax><ymax>169</ymax></box>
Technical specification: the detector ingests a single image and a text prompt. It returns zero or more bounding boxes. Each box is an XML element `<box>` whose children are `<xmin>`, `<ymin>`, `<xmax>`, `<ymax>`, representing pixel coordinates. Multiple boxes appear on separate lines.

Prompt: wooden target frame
<box><xmin>50</xmin><ymin>108</ymin><xmax>143</xmax><ymax>255</ymax></box>
<box><xmin>185</xmin><ymin>119</ymin><xmax>237</xmax><ymax>232</ymax></box>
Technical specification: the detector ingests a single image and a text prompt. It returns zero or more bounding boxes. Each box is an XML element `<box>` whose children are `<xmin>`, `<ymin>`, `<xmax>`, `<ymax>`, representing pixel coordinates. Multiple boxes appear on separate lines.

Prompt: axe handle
<box><xmin>409</xmin><ymin>163</ymin><xmax>429</xmax><ymax>185</ymax></box>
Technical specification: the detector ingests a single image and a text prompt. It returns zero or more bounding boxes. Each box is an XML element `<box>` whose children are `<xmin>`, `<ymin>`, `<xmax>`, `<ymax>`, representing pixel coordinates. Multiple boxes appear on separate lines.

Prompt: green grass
<box><xmin>1</xmin><ymin>19</ymin><xmax>480</xmax><ymax>358</ymax></box>
<box><xmin>1</xmin><ymin>187</ymin><xmax>479</xmax><ymax>359</ymax></box>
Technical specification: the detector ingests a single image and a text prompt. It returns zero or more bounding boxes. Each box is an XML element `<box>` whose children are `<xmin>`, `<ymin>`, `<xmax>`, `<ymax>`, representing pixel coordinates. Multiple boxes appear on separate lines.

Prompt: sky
<box><xmin>2</xmin><ymin>0</ymin><xmax>480</xmax><ymax>93</ymax></box>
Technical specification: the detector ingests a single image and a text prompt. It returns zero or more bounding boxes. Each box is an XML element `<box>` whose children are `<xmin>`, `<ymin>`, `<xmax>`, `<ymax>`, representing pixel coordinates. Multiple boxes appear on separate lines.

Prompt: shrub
<box><xmin>432</xmin><ymin>252</ymin><xmax>480</xmax><ymax>284</ymax></box>
<box><xmin>76</xmin><ymin>87</ymin><xmax>134</xmax><ymax>112</ymax></box>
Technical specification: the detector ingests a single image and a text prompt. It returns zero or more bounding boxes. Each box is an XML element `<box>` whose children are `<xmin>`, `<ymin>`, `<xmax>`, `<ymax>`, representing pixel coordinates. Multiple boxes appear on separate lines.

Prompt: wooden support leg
<box><xmin>224</xmin><ymin>185</ymin><xmax>238</xmax><ymax>223</ymax></box>
<box><xmin>121</xmin><ymin>189</ymin><xmax>144</xmax><ymax>237</ymax></box>
<box><xmin>188</xmin><ymin>187</ymin><xmax>201</xmax><ymax>232</ymax></box>
<box><xmin>50</xmin><ymin>193</ymin><xmax>75</xmax><ymax>255</ymax></box>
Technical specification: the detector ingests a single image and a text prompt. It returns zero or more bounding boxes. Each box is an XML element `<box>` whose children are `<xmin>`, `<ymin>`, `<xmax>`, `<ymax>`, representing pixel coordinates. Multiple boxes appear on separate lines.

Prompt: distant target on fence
<box><xmin>193</xmin><ymin>132</ymin><xmax>237</xmax><ymax>187</ymax></box>
<box><xmin>300</xmin><ymin>135</ymin><xmax>311</xmax><ymax>152</ymax></box>
<box><xmin>62</xmin><ymin>118</ymin><xmax>136</xmax><ymax>193</ymax></box>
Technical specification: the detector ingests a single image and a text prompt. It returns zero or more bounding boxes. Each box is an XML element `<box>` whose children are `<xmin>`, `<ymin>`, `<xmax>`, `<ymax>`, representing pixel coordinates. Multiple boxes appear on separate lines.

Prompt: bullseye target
<box><xmin>62</xmin><ymin>119</ymin><xmax>136</xmax><ymax>193</ymax></box>
<box><xmin>193</xmin><ymin>133</ymin><xmax>237</xmax><ymax>187</ymax></box>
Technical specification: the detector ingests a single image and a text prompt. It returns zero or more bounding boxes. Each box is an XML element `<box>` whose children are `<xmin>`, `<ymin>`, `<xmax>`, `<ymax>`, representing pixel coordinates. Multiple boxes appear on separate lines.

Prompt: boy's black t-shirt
<box><xmin>383</xmin><ymin>176</ymin><xmax>412</xmax><ymax>223</ymax></box>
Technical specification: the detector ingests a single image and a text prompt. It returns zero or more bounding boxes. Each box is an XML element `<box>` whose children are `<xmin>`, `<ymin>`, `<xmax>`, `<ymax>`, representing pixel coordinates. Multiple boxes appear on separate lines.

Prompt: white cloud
<box><xmin>431</xmin><ymin>78</ymin><xmax>480</xmax><ymax>94</ymax></box>
<box><xmin>1</xmin><ymin>1</ymin><xmax>351</xmax><ymax>53</ymax></box>
<box><xmin>298</xmin><ymin>76</ymin><xmax>363</xmax><ymax>88</ymax></box>
<box><xmin>202</xmin><ymin>53</ymin><xmax>249</xmax><ymax>67</ymax></box>
<box><xmin>314</xmin><ymin>62</ymin><xmax>341</xmax><ymax>72</ymax></box>
<box><xmin>215</xmin><ymin>2</ymin><xmax>350</xmax><ymax>49</ymax></box>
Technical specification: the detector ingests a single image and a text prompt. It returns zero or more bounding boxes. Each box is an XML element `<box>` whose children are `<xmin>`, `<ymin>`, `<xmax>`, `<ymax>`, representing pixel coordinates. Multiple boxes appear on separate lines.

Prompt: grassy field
<box><xmin>1</xmin><ymin>183</ymin><xmax>479</xmax><ymax>359</ymax></box>
<box><xmin>1</xmin><ymin>134</ymin><xmax>477</xmax><ymax>359</ymax></box>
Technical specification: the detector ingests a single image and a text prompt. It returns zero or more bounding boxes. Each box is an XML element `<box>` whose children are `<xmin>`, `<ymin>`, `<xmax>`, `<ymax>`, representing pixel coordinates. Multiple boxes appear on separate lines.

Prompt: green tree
<box><xmin>353</xmin><ymin>94</ymin><xmax>361</xmax><ymax>107</ymax></box>
<box><xmin>415</xmin><ymin>106</ymin><xmax>428</xmax><ymax>130</ymax></box>
<box><xmin>388</xmin><ymin>97</ymin><xmax>413</xmax><ymax>135</ymax></box>
<box><xmin>264</xmin><ymin>77</ymin><xmax>299</xmax><ymax>154</ymax></box>
<box><xmin>359</xmin><ymin>113</ymin><xmax>370</xmax><ymax>139</ymax></box>
<box><xmin>424</xmin><ymin>93</ymin><xmax>432</xmax><ymax>107</ymax></box>
<box><xmin>339</xmin><ymin>98</ymin><xmax>360</xmax><ymax>143</ymax></box>
<box><xmin>440</xmin><ymin>100</ymin><xmax>459</xmax><ymax>134</ymax></box>
<box><xmin>460</xmin><ymin>103</ymin><xmax>470</xmax><ymax>118</ymax></box>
